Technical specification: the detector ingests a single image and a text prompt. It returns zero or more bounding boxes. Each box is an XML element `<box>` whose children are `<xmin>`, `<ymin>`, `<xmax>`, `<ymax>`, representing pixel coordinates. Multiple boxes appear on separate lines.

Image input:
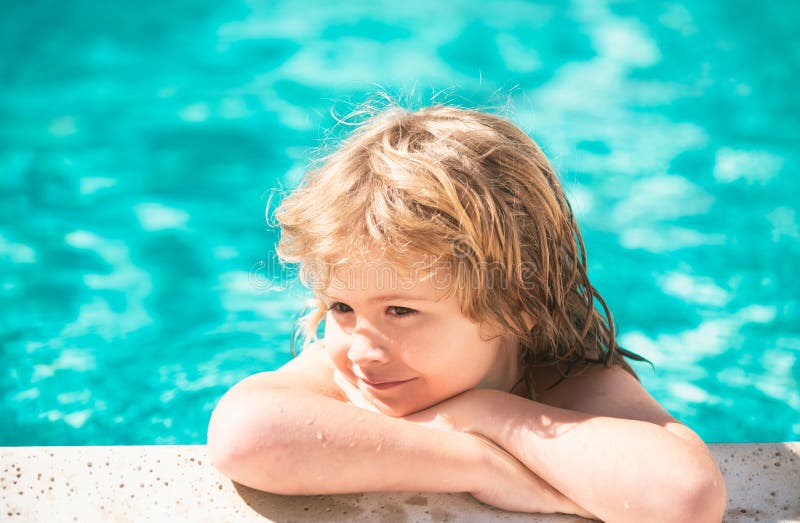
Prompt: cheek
<box><xmin>322</xmin><ymin>317</ymin><xmax>351</xmax><ymax>360</ymax></box>
<box><xmin>433</xmin><ymin>326</ymin><xmax>500</xmax><ymax>376</ymax></box>
<box><xmin>401</xmin><ymin>331</ymin><xmax>463</xmax><ymax>376</ymax></box>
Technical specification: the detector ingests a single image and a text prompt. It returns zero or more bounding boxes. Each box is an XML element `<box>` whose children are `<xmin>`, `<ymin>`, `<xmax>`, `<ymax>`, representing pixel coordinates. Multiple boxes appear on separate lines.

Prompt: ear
<box><xmin>477</xmin><ymin>318</ymin><xmax>506</xmax><ymax>341</ymax></box>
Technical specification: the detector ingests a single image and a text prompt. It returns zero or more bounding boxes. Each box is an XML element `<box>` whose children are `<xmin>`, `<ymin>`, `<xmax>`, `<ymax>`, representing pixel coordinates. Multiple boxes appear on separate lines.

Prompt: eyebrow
<box><xmin>320</xmin><ymin>293</ymin><xmax>432</xmax><ymax>303</ymax></box>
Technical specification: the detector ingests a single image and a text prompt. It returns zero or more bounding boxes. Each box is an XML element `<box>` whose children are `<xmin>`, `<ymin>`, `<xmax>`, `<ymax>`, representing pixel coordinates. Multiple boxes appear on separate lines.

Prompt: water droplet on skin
<box><xmin>305</xmin><ymin>418</ymin><xmax>313</xmax><ymax>425</ymax></box>
<box><xmin>316</xmin><ymin>431</ymin><xmax>324</xmax><ymax>442</ymax></box>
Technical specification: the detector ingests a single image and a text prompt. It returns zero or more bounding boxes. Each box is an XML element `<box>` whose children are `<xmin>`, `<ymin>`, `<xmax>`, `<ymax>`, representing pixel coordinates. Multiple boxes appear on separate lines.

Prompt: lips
<box><xmin>363</xmin><ymin>377</ymin><xmax>411</xmax><ymax>386</ymax></box>
<box><xmin>357</xmin><ymin>375</ymin><xmax>415</xmax><ymax>389</ymax></box>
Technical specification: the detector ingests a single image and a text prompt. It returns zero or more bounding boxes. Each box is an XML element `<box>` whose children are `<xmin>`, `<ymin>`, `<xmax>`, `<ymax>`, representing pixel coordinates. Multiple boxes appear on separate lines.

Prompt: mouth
<box><xmin>360</xmin><ymin>377</ymin><xmax>415</xmax><ymax>390</ymax></box>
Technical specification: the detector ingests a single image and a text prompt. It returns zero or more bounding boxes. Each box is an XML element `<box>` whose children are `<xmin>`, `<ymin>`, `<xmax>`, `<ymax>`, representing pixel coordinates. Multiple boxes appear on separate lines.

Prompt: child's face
<box><xmin>319</xmin><ymin>250</ymin><xmax>521</xmax><ymax>417</ymax></box>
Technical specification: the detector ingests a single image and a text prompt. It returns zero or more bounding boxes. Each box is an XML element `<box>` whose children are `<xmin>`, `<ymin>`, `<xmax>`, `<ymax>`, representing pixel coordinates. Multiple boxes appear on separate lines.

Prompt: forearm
<box><xmin>471</xmin><ymin>390</ymin><xmax>724</xmax><ymax>523</ymax></box>
<box><xmin>208</xmin><ymin>388</ymin><xmax>487</xmax><ymax>495</ymax></box>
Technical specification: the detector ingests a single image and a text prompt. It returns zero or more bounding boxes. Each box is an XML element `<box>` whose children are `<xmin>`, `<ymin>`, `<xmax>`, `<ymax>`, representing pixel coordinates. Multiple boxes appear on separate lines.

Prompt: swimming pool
<box><xmin>1</xmin><ymin>0</ymin><xmax>797</xmax><ymax>445</ymax></box>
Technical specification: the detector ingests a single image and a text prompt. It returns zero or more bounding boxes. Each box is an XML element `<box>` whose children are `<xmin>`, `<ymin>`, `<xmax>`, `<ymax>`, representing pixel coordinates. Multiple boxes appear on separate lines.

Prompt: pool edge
<box><xmin>1</xmin><ymin>442</ymin><xmax>798</xmax><ymax>522</ymax></box>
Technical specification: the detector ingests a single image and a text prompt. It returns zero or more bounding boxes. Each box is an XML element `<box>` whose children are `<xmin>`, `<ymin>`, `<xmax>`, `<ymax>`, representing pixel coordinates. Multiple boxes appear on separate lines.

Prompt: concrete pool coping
<box><xmin>1</xmin><ymin>442</ymin><xmax>798</xmax><ymax>522</ymax></box>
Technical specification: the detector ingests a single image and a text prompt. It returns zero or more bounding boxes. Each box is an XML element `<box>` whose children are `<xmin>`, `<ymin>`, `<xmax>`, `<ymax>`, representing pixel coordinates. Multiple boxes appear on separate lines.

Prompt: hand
<box><xmin>469</xmin><ymin>432</ymin><xmax>598</xmax><ymax>520</ymax></box>
<box><xmin>401</xmin><ymin>388</ymin><xmax>488</xmax><ymax>432</ymax></box>
<box><xmin>404</xmin><ymin>391</ymin><xmax>598</xmax><ymax>520</ymax></box>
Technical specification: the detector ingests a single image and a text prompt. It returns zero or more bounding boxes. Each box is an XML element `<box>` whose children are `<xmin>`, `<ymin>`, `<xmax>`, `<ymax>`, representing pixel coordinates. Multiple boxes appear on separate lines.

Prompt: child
<box><xmin>207</xmin><ymin>103</ymin><xmax>727</xmax><ymax>522</ymax></box>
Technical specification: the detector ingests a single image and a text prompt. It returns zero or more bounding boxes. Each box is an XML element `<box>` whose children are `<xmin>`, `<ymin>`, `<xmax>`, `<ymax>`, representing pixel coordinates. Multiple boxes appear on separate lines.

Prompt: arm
<box><xmin>206</xmin><ymin>379</ymin><xmax>590</xmax><ymax>517</ymax></box>
<box><xmin>475</xmin><ymin>390</ymin><xmax>723</xmax><ymax>523</ymax></box>
<box><xmin>207</xmin><ymin>385</ymin><xmax>479</xmax><ymax>494</ymax></box>
<box><xmin>405</xmin><ymin>369</ymin><xmax>726</xmax><ymax>523</ymax></box>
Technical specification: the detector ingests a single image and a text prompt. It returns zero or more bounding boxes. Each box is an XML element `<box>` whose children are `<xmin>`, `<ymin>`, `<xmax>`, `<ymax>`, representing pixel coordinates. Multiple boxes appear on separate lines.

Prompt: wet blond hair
<box><xmin>274</xmin><ymin>102</ymin><xmax>652</xmax><ymax>400</ymax></box>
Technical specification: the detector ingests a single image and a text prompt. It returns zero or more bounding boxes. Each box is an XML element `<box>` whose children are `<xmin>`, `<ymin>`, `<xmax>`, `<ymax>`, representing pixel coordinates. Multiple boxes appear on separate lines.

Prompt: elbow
<box><xmin>205</xmin><ymin>388</ymin><xmax>288</xmax><ymax>491</ymax></box>
<box><xmin>669</xmin><ymin>465</ymin><xmax>727</xmax><ymax>523</ymax></box>
<box><xmin>206</xmin><ymin>390</ymin><xmax>246</xmax><ymax>468</ymax></box>
<box><xmin>206</xmin><ymin>400</ymin><xmax>243</xmax><ymax>473</ymax></box>
<box><xmin>690</xmin><ymin>469</ymin><xmax>728</xmax><ymax>523</ymax></box>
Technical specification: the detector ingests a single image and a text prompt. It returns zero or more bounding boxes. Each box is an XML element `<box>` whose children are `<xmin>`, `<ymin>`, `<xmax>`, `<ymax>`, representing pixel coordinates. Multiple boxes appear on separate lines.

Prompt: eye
<box><xmin>387</xmin><ymin>306</ymin><xmax>417</xmax><ymax>318</ymax></box>
<box><xmin>327</xmin><ymin>302</ymin><xmax>353</xmax><ymax>314</ymax></box>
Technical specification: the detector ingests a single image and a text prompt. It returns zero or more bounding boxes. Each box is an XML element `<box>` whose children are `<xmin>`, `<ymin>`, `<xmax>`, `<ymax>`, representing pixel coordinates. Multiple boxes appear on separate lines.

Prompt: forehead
<box><xmin>321</xmin><ymin>249</ymin><xmax>454</xmax><ymax>300</ymax></box>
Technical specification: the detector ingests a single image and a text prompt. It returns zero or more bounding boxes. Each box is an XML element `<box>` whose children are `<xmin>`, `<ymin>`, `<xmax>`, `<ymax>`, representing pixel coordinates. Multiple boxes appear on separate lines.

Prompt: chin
<box><xmin>373</xmin><ymin>402</ymin><xmax>415</xmax><ymax>418</ymax></box>
<box><xmin>373</xmin><ymin>397</ymin><xmax>442</xmax><ymax>418</ymax></box>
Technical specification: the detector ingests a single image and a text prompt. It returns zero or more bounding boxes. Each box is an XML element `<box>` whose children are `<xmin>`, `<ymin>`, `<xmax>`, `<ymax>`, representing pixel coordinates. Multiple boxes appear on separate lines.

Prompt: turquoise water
<box><xmin>1</xmin><ymin>1</ymin><xmax>798</xmax><ymax>445</ymax></box>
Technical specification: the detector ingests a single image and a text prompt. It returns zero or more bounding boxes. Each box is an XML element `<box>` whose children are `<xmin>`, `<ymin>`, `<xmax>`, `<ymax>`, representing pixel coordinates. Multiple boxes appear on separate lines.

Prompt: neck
<box><xmin>481</xmin><ymin>335</ymin><xmax>524</xmax><ymax>396</ymax></box>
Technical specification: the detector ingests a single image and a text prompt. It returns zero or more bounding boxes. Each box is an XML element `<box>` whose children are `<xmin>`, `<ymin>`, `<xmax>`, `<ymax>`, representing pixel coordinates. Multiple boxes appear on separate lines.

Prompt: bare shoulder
<box><xmin>226</xmin><ymin>341</ymin><xmax>345</xmax><ymax>401</ymax></box>
<box><xmin>534</xmin><ymin>362</ymin><xmax>705</xmax><ymax>446</ymax></box>
<box><xmin>535</xmin><ymin>363</ymin><xmax>669</xmax><ymax>420</ymax></box>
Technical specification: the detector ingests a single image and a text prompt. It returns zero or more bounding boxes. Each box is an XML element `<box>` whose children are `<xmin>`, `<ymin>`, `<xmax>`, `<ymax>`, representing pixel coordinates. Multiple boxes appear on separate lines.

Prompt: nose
<box><xmin>347</xmin><ymin>321</ymin><xmax>390</xmax><ymax>365</ymax></box>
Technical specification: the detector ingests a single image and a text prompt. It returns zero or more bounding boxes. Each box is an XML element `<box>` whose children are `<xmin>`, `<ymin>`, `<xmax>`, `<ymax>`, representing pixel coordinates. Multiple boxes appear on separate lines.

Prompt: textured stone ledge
<box><xmin>1</xmin><ymin>443</ymin><xmax>798</xmax><ymax>522</ymax></box>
